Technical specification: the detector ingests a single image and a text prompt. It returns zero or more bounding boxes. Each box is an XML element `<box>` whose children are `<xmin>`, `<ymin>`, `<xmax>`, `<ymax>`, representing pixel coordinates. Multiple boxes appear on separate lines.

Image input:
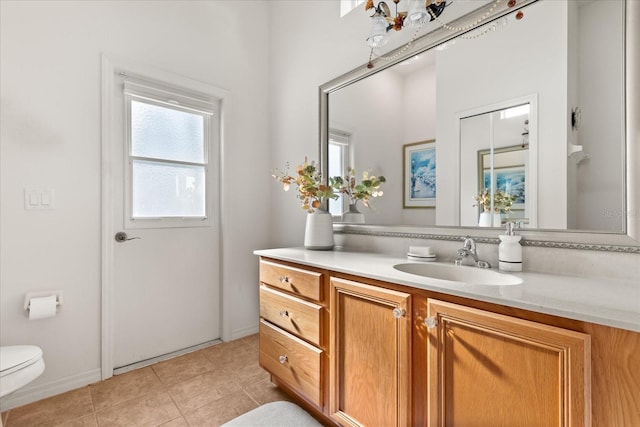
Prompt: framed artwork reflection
<box><xmin>483</xmin><ymin>166</ymin><xmax>526</xmax><ymax>208</ymax></box>
<box><xmin>403</xmin><ymin>140</ymin><xmax>436</xmax><ymax>208</ymax></box>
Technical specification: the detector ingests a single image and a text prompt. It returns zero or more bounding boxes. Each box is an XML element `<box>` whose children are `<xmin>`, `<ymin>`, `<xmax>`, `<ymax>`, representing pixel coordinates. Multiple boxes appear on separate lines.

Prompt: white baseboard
<box><xmin>0</xmin><ymin>368</ymin><xmax>101</xmax><ymax>412</ymax></box>
<box><xmin>231</xmin><ymin>324</ymin><xmax>259</xmax><ymax>340</ymax></box>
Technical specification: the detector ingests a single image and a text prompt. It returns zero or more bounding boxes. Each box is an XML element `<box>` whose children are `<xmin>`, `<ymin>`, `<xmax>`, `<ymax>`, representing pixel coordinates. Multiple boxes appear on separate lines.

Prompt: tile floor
<box><xmin>1</xmin><ymin>334</ymin><xmax>294</xmax><ymax>426</ymax></box>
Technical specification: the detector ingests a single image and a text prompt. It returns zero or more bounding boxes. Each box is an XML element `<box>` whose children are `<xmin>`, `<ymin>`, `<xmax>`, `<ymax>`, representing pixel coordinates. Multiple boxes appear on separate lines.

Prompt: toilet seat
<box><xmin>1</xmin><ymin>345</ymin><xmax>43</xmax><ymax>376</ymax></box>
<box><xmin>0</xmin><ymin>345</ymin><xmax>45</xmax><ymax>398</ymax></box>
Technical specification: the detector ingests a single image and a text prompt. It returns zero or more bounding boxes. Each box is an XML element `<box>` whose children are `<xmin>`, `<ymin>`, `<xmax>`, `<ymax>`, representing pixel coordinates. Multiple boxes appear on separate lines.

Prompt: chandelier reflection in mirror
<box><xmin>365</xmin><ymin>0</ymin><xmax>522</xmax><ymax>67</ymax></box>
<box><xmin>365</xmin><ymin>0</ymin><xmax>448</xmax><ymax>48</ymax></box>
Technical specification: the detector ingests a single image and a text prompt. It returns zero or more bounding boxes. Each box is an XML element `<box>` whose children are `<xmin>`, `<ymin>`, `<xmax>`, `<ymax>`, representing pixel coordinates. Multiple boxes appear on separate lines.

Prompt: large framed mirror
<box><xmin>321</xmin><ymin>0</ymin><xmax>639</xmax><ymax>250</ymax></box>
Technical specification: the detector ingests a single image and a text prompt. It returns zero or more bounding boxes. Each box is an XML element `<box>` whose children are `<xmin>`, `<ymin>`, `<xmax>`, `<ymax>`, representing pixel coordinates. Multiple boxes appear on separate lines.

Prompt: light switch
<box><xmin>24</xmin><ymin>188</ymin><xmax>55</xmax><ymax>210</ymax></box>
<box><xmin>41</xmin><ymin>192</ymin><xmax>50</xmax><ymax>206</ymax></box>
<box><xmin>29</xmin><ymin>191</ymin><xmax>40</xmax><ymax>206</ymax></box>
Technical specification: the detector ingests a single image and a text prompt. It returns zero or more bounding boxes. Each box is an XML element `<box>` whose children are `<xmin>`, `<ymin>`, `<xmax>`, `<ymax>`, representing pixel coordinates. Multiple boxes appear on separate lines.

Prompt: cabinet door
<box><xmin>426</xmin><ymin>299</ymin><xmax>590</xmax><ymax>427</ymax></box>
<box><xmin>330</xmin><ymin>277</ymin><xmax>411</xmax><ymax>427</ymax></box>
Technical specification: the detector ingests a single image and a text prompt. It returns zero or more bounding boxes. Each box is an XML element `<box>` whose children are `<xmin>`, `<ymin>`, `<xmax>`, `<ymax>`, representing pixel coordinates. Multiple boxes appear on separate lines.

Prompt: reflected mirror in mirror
<box><xmin>326</xmin><ymin>0</ymin><xmax>626</xmax><ymax>233</ymax></box>
<box><xmin>459</xmin><ymin>102</ymin><xmax>533</xmax><ymax>228</ymax></box>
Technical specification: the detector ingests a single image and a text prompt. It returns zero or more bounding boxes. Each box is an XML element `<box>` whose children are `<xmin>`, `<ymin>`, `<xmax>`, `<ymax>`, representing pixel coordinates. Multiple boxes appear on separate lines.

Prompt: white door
<box><xmin>107</xmin><ymin>67</ymin><xmax>221</xmax><ymax>371</ymax></box>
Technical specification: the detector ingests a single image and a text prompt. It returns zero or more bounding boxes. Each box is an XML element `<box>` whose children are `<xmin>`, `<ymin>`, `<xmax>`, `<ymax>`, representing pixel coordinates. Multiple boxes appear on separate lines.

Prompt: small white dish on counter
<box><xmin>407</xmin><ymin>253</ymin><xmax>437</xmax><ymax>262</ymax></box>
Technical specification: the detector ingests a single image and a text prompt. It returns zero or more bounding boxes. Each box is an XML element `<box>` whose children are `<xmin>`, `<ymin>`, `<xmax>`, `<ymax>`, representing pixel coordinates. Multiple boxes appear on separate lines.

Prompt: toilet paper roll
<box><xmin>28</xmin><ymin>295</ymin><xmax>57</xmax><ymax>320</ymax></box>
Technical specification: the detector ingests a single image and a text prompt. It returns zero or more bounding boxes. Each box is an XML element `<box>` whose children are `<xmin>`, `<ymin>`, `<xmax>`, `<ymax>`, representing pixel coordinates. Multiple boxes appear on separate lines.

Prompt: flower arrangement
<box><xmin>334</xmin><ymin>167</ymin><xmax>386</xmax><ymax>209</ymax></box>
<box><xmin>272</xmin><ymin>158</ymin><xmax>339</xmax><ymax>213</ymax></box>
<box><xmin>473</xmin><ymin>189</ymin><xmax>516</xmax><ymax>213</ymax></box>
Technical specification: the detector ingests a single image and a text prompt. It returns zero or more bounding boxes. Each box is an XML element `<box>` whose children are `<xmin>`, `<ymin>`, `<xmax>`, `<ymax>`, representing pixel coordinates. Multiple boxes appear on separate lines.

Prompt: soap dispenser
<box><xmin>499</xmin><ymin>221</ymin><xmax>522</xmax><ymax>272</ymax></box>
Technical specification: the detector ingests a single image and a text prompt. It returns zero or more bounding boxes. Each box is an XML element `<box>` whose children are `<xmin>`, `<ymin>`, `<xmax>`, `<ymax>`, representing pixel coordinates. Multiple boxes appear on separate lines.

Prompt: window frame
<box><xmin>340</xmin><ymin>0</ymin><xmax>365</xmax><ymax>17</ymax></box>
<box><xmin>123</xmin><ymin>79</ymin><xmax>216</xmax><ymax>229</ymax></box>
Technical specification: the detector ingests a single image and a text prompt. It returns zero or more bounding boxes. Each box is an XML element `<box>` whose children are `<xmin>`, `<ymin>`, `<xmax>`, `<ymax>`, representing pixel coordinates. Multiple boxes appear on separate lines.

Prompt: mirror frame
<box><xmin>320</xmin><ymin>0</ymin><xmax>640</xmax><ymax>253</ymax></box>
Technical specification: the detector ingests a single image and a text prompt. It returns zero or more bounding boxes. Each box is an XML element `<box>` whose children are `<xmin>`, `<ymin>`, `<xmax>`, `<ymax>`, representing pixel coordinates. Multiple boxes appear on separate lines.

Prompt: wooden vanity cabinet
<box><xmin>426</xmin><ymin>299</ymin><xmax>590</xmax><ymax>427</ymax></box>
<box><xmin>258</xmin><ymin>259</ymin><xmax>327</xmax><ymax>411</ymax></box>
<box><xmin>329</xmin><ymin>277</ymin><xmax>411</xmax><ymax>427</ymax></box>
<box><xmin>258</xmin><ymin>257</ymin><xmax>640</xmax><ymax>427</ymax></box>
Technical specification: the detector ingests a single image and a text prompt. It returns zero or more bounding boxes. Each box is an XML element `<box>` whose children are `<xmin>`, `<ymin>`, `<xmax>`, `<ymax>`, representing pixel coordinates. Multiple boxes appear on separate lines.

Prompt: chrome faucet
<box><xmin>456</xmin><ymin>236</ymin><xmax>491</xmax><ymax>268</ymax></box>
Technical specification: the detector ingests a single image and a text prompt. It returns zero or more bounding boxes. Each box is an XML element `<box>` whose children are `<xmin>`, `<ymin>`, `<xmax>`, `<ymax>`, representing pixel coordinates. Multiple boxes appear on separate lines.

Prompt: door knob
<box><xmin>115</xmin><ymin>231</ymin><xmax>141</xmax><ymax>242</ymax></box>
<box><xmin>424</xmin><ymin>316</ymin><xmax>438</xmax><ymax>329</ymax></box>
<box><xmin>392</xmin><ymin>308</ymin><xmax>406</xmax><ymax>319</ymax></box>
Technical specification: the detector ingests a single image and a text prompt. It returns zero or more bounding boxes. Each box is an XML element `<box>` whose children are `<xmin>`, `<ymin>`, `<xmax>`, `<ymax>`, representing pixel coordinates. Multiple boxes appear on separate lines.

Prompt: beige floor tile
<box><xmin>203</xmin><ymin>344</ymin><xmax>259</xmax><ymax>374</ymax></box>
<box><xmin>152</xmin><ymin>351</ymin><xmax>217</xmax><ymax>386</ymax></box>
<box><xmin>231</xmin><ymin>356</ymin><xmax>270</xmax><ymax>387</ymax></box>
<box><xmin>156</xmin><ymin>417</ymin><xmax>189</xmax><ymax>427</ymax></box>
<box><xmin>182</xmin><ymin>390</ymin><xmax>258</xmax><ymax>427</ymax></box>
<box><xmin>89</xmin><ymin>367</ymin><xmax>163</xmax><ymax>411</ymax></box>
<box><xmin>232</xmin><ymin>334</ymin><xmax>258</xmax><ymax>349</ymax></box>
<box><xmin>4</xmin><ymin>387</ymin><xmax>94</xmax><ymax>427</ymax></box>
<box><xmin>54</xmin><ymin>413</ymin><xmax>98</xmax><ymax>427</ymax></box>
<box><xmin>168</xmin><ymin>369</ymin><xmax>242</xmax><ymax>413</ymax></box>
<box><xmin>94</xmin><ymin>390</ymin><xmax>180</xmax><ymax>426</ymax></box>
<box><xmin>3</xmin><ymin>334</ymin><xmax>279</xmax><ymax>427</ymax></box>
<box><xmin>203</xmin><ymin>335</ymin><xmax>256</xmax><ymax>358</ymax></box>
<box><xmin>242</xmin><ymin>377</ymin><xmax>293</xmax><ymax>406</ymax></box>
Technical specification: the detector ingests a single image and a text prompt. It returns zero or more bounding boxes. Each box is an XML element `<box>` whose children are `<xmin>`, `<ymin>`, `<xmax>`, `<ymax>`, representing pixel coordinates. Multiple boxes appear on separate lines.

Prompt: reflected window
<box><xmin>328</xmin><ymin>129</ymin><xmax>351</xmax><ymax>216</ymax></box>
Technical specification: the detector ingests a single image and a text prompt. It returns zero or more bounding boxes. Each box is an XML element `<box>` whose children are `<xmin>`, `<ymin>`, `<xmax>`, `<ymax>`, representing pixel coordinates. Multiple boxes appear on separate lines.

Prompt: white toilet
<box><xmin>0</xmin><ymin>345</ymin><xmax>45</xmax><ymax>398</ymax></box>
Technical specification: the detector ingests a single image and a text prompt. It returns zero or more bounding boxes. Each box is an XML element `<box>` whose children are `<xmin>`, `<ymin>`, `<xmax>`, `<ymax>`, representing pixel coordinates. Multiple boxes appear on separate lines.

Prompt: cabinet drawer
<box><xmin>260</xmin><ymin>260</ymin><xmax>322</xmax><ymax>301</ymax></box>
<box><xmin>260</xmin><ymin>286</ymin><xmax>322</xmax><ymax>346</ymax></box>
<box><xmin>259</xmin><ymin>320</ymin><xmax>323</xmax><ymax>407</ymax></box>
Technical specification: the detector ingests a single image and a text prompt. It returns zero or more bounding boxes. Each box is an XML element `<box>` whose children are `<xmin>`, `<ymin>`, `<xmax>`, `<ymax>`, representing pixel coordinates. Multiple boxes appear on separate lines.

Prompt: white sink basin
<box><xmin>393</xmin><ymin>262</ymin><xmax>523</xmax><ymax>286</ymax></box>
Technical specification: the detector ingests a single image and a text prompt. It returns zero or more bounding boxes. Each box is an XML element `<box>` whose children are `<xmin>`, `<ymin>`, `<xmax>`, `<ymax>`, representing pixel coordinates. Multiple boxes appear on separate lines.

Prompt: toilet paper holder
<box><xmin>24</xmin><ymin>291</ymin><xmax>63</xmax><ymax>312</ymax></box>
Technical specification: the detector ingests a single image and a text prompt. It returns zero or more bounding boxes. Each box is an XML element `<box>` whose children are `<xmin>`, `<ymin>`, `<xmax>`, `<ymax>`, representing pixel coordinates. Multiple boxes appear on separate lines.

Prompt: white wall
<box><xmin>575</xmin><ymin>0</ymin><xmax>625</xmax><ymax>231</ymax></box>
<box><xmin>401</xmin><ymin>61</ymin><xmax>438</xmax><ymax>226</ymax></box>
<box><xmin>0</xmin><ymin>0</ymin><xmax>270</xmax><ymax>408</ymax></box>
<box><xmin>267</xmin><ymin>1</ymin><xmax>372</xmax><ymax>246</ymax></box>
<box><xmin>327</xmin><ymin>59</ymin><xmax>437</xmax><ymax>226</ymax></box>
<box><xmin>330</xmin><ymin>70</ymin><xmax>404</xmax><ymax>224</ymax></box>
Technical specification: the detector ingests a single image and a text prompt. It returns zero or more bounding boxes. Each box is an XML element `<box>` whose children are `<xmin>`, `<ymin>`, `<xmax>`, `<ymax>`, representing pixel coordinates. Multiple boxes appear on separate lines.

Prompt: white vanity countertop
<box><xmin>254</xmin><ymin>247</ymin><xmax>640</xmax><ymax>333</ymax></box>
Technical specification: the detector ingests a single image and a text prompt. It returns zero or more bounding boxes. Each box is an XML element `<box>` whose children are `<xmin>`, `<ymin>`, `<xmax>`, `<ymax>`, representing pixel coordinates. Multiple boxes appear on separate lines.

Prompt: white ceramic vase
<box><xmin>304</xmin><ymin>209</ymin><xmax>334</xmax><ymax>250</ymax></box>
<box><xmin>479</xmin><ymin>211</ymin><xmax>503</xmax><ymax>227</ymax></box>
<box><xmin>478</xmin><ymin>211</ymin><xmax>492</xmax><ymax>227</ymax></box>
<box><xmin>493</xmin><ymin>212</ymin><xmax>503</xmax><ymax>227</ymax></box>
<box><xmin>342</xmin><ymin>203</ymin><xmax>365</xmax><ymax>224</ymax></box>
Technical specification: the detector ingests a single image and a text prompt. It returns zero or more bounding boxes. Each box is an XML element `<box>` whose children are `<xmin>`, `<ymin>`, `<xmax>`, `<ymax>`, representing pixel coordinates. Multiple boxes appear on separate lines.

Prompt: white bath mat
<box><xmin>221</xmin><ymin>401</ymin><xmax>322</xmax><ymax>427</ymax></box>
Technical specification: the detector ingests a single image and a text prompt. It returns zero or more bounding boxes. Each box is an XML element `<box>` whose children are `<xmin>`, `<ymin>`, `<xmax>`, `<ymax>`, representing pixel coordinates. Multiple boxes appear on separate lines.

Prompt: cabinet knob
<box><xmin>392</xmin><ymin>308</ymin><xmax>406</xmax><ymax>319</ymax></box>
<box><xmin>424</xmin><ymin>316</ymin><xmax>438</xmax><ymax>329</ymax></box>
<box><xmin>279</xmin><ymin>276</ymin><xmax>290</xmax><ymax>283</ymax></box>
<box><xmin>279</xmin><ymin>355</ymin><xmax>288</xmax><ymax>364</ymax></box>
<box><xmin>279</xmin><ymin>309</ymin><xmax>289</xmax><ymax>318</ymax></box>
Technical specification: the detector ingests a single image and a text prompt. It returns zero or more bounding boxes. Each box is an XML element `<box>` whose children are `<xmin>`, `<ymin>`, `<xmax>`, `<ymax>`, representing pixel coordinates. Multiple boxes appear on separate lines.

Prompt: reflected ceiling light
<box><xmin>500</xmin><ymin>104</ymin><xmax>530</xmax><ymax>119</ymax></box>
<box><xmin>365</xmin><ymin>0</ymin><xmax>447</xmax><ymax>48</ymax></box>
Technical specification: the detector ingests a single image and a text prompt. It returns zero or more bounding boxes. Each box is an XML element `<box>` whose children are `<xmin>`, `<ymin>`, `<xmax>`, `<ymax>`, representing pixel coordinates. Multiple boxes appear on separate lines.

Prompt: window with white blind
<box><xmin>123</xmin><ymin>80</ymin><xmax>215</xmax><ymax>228</ymax></box>
<box><xmin>328</xmin><ymin>129</ymin><xmax>352</xmax><ymax>216</ymax></box>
